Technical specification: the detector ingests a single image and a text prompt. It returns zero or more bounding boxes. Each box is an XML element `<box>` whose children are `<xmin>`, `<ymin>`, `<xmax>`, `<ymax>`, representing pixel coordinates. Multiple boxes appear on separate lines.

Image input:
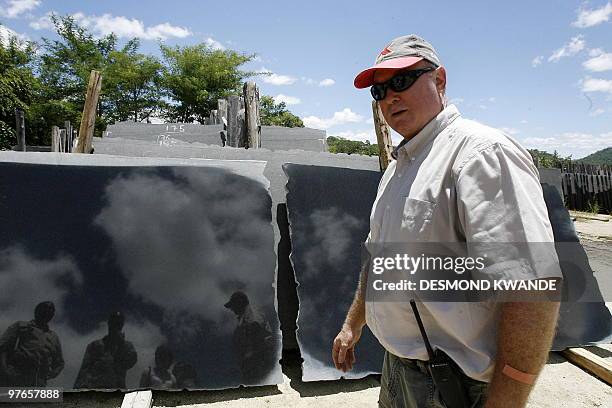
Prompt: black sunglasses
<box><xmin>370</xmin><ymin>67</ymin><xmax>436</xmax><ymax>101</ymax></box>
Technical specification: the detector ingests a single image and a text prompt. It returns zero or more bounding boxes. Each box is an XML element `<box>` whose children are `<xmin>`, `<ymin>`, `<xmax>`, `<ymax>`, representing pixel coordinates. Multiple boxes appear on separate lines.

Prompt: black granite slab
<box><xmin>284</xmin><ymin>165</ymin><xmax>611</xmax><ymax>381</ymax></box>
<box><xmin>0</xmin><ymin>158</ymin><xmax>281</xmax><ymax>390</ymax></box>
<box><xmin>283</xmin><ymin>164</ymin><xmax>385</xmax><ymax>381</ymax></box>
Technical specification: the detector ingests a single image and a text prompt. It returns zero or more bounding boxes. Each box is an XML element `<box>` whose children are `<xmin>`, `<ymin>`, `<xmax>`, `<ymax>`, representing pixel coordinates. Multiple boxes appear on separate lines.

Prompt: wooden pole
<box><xmin>227</xmin><ymin>95</ymin><xmax>240</xmax><ymax>147</ymax></box>
<box><xmin>14</xmin><ymin>109</ymin><xmax>25</xmax><ymax>151</ymax></box>
<box><xmin>59</xmin><ymin>129</ymin><xmax>66</xmax><ymax>153</ymax></box>
<box><xmin>64</xmin><ymin>121</ymin><xmax>72</xmax><ymax>153</ymax></box>
<box><xmin>51</xmin><ymin>126</ymin><xmax>60</xmax><ymax>152</ymax></box>
<box><xmin>208</xmin><ymin>109</ymin><xmax>219</xmax><ymax>125</ymax></box>
<box><xmin>372</xmin><ymin>101</ymin><xmax>393</xmax><ymax>171</ymax></box>
<box><xmin>218</xmin><ymin>99</ymin><xmax>228</xmax><ymax>124</ymax></box>
<box><xmin>243</xmin><ymin>82</ymin><xmax>261</xmax><ymax>149</ymax></box>
<box><xmin>236</xmin><ymin>108</ymin><xmax>246</xmax><ymax>147</ymax></box>
<box><xmin>75</xmin><ymin>70</ymin><xmax>102</xmax><ymax>153</ymax></box>
<box><xmin>561</xmin><ymin>348</ymin><xmax>612</xmax><ymax>386</ymax></box>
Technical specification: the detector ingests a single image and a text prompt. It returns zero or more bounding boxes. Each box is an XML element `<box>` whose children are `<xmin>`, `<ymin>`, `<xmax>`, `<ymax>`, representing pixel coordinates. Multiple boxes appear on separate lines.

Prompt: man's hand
<box><xmin>332</xmin><ymin>323</ymin><xmax>363</xmax><ymax>372</ymax></box>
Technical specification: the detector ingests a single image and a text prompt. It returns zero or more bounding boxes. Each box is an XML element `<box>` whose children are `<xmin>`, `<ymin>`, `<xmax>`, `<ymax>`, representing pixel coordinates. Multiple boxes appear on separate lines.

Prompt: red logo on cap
<box><xmin>379</xmin><ymin>46</ymin><xmax>392</xmax><ymax>57</ymax></box>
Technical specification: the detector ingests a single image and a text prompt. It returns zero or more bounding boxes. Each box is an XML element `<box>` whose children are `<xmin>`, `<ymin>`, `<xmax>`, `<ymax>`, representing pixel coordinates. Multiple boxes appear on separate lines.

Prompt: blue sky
<box><xmin>1</xmin><ymin>0</ymin><xmax>611</xmax><ymax>158</ymax></box>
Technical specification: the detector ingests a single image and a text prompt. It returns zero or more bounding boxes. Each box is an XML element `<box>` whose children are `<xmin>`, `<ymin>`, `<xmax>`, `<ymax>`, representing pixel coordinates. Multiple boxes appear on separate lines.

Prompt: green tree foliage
<box><xmin>527</xmin><ymin>149</ymin><xmax>572</xmax><ymax>168</ymax></box>
<box><xmin>36</xmin><ymin>14</ymin><xmax>117</xmax><ymax>135</ymax></box>
<box><xmin>104</xmin><ymin>39</ymin><xmax>164</xmax><ymax>122</ymax></box>
<box><xmin>327</xmin><ymin>136</ymin><xmax>379</xmax><ymax>156</ymax></box>
<box><xmin>260</xmin><ymin>96</ymin><xmax>304</xmax><ymax>127</ymax></box>
<box><xmin>0</xmin><ymin>31</ymin><xmax>38</xmax><ymax>149</ymax></box>
<box><xmin>161</xmin><ymin>43</ymin><xmax>255</xmax><ymax>123</ymax></box>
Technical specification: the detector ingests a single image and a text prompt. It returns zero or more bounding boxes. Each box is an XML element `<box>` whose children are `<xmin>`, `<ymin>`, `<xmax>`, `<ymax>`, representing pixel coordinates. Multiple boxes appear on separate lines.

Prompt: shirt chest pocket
<box><xmin>399</xmin><ymin>198</ymin><xmax>436</xmax><ymax>240</ymax></box>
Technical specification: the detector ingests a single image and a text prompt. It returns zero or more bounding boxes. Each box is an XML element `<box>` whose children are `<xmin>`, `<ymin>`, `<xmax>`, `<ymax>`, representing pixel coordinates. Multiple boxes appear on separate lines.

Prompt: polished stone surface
<box><xmin>284</xmin><ymin>165</ymin><xmax>611</xmax><ymax>382</ymax></box>
<box><xmin>283</xmin><ymin>164</ymin><xmax>385</xmax><ymax>381</ymax></box>
<box><xmin>0</xmin><ymin>157</ymin><xmax>281</xmax><ymax>390</ymax></box>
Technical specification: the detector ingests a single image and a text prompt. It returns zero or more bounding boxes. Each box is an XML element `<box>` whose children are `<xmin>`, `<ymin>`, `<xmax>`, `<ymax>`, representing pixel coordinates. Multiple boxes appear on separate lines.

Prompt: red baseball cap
<box><xmin>354</xmin><ymin>35</ymin><xmax>441</xmax><ymax>89</ymax></box>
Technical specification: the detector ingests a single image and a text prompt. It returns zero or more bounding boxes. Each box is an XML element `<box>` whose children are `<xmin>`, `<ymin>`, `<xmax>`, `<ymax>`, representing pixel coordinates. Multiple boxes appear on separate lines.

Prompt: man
<box><xmin>74</xmin><ymin>311</ymin><xmax>137</xmax><ymax>389</ymax></box>
<box><xmin>225</xmin><ymin>291</ymin><xmax>277</xmax><ymax>384</ymax></box>
<box><xmin>0</xmin><ymin>301</ymin><xmax>64</xmax><ymax>386</ymax></box>
<box><xmin>332</xmin><ymin>35</ymin><xmax>561</xmax><ymax>408</ymax></box>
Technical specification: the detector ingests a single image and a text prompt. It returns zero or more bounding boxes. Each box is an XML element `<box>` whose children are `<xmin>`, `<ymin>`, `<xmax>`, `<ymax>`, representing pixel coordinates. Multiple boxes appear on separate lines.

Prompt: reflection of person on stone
<box><xmin>74</xmin><ymin>312</ymin><xmax>137</xmax><ymax>389</ymax></box>
<box><xmin>224</xmin><ymin>291</ymin><xmax>276</xmax><ymax>383</ymax></box>
<box><xmin>140</xmin><ymin>344</ymin><xmax>177</xmax><ymax>389</ymax></box>
<box><xmin>172</xmin><ymin>361</ymin><xmax>198</xmax><ymax>389</ymax></box>
<box><xmin>0</xmin><ymin>301</ymin><xmax>64</xmax><ymax>386</ymax></box>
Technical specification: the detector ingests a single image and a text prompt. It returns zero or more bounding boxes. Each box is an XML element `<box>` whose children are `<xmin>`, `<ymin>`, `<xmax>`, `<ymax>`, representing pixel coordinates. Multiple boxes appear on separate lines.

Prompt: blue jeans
<box><xmin>379</xmin><ymin>351</ymin><xmax>488</xmax><ymax>408</ymax></box>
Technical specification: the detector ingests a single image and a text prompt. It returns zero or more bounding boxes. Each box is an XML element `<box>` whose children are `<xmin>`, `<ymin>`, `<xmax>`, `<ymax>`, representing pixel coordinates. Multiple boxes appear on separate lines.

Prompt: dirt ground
<box><xmin>14</xmin><ymin>217</ymin><xmax>612</xmax><ymax>408</ymax></box>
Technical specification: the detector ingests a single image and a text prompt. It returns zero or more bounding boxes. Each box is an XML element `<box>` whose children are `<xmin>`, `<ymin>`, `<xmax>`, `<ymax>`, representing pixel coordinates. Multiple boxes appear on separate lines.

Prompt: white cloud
<box><xmin>0</xmin><ymin>24</ymin><xmax>28</xmax><ymax>44</ymax></box>
<box><xmin>589</xmin><ymin>48</ymin><xmax>605</xmax><ymax>57</ymax></box>
<box><xmin>572</xmin><ymin>2</ymin><xmax>612</xmax><ymax>28</ymax></box>
<box><xmin>258</xmin><ymin>67</ymin><xmax>296</xmax><ymax>85</ymax></box>
<box><xmin>303</xmin><ymin>108</ymin><xmax>364</xmax><ymax>129</ymax></box>
<box><xmin>520</xmin><ymin>119</ymin><xmax>528</xmax><ymax>124</ymax></box>
<box><xmin>449</xmin><ymin>97</ymin><xmax>464</xmax><ymax>105</ymax></box>
<box><xmin>488</xmin><ymin>97</ymin><xmax>496</xmax><ymax>103</ymax></box>
<box><xmin>522</xmin><ymin>131</ymin><xmax>612</xmax><ymax>158</ymax></box>
<box><xmin>589</xmin><ymin>108</ymin><xmax>606</xmax><ymax>116</ymax></box>
<box><xmin>583</xmin><ymin>52</ymin><xmax>612</xmax><ymax>72</ymax></box>
<box><xmin>366</xmin><ymin>118</ymin><xmax>374</xmax><ymax>124</ymax></box>
<box><xmin>332</xmin><ymin>130</ymin><xmax>377</xmax><ymax>143</ymax></box>
<box><xmin>318</xmin><ymin>78</ymin><xmax>335</xmax><ymax>87</ymax></box>
<box><xmin>274</xmin><ymin>94</ymin><xmax>301</xmax><ymax>105</ymax></box>
<box><xmin>532</xmin><ymin>55</ymin><xmax>544</xmax><ymax>67</ymax></box>
<box><xmin>29</xmin><ymin>11</ymin><xmax>52</xmax><ymax>30</ymax></box>
<box><xmin>71</xmin><ymin>12</ymin><xmax>191</xmax><ymax>40</ymax></box>
<box><xmin>204</xmin><ymin>37</ymin><xmax>225</xmax><ymax>51</ymax></box>
<box><xmin>0</xmin><ymin>0</ymin><xmax>40</xmax><ymax>18</ymax></box>
<box><xmin>478</xmin><ymin>104</ymin><xmax>488</xmax><ymax>110</ymax></box>
<box><xmin>581</xmin><ymin>77</ymin><xmax>612</xmax><ymax>93</ymax></box>
<box><xmin>548</xmin><ymin>35</ymin><xmax>586</xmax><ymax>62</ymax></box>
<box><xmin>500</xmin><ymin>127</ymin><xmax>519</xmax><ymax>135</ymax></box>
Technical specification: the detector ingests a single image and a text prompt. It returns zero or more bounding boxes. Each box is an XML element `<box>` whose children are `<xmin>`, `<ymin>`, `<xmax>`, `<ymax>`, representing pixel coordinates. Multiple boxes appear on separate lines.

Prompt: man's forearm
<box><xmin>485</xmin><ymin>301</ymin><xmax>560</xmax><ymax>408</ymax></box>
<box><xmin>344</xmin><ymin>263</ymin><xmax>369</xmax><ymax>329</ymax></box>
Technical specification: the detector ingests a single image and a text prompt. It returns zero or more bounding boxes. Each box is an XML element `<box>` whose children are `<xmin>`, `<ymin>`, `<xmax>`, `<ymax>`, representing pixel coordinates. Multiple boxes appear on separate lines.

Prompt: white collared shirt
<box><xmin>365</xmin><ymin>105</ymin><xmax>560</xmax><ymax>382</ymax></box>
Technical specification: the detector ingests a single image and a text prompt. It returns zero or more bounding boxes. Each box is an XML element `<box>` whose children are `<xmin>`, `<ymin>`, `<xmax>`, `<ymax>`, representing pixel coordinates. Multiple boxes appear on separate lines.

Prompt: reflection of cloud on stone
<box><xmin>94</xmin><ymin>167</ymin><xmax>275</xmax><ymax>334</ymax></box>
<box><xmin>295</xmin><ymin>207</ymin><xmax>365</xmax><ymax>370</ymax></box>
<box><xmin>0</xmin><ymin>245</ymin><xmax>82</xmax><ymax>331</ymax></box>
<box><xmin>304</xmin><ymin>208</ymin><xmax>363</xmax><ymax>275</ymax></box>
<box><xmin>300</xmin><ymin>350</ymin><xmax>374</xmax><ymax>381</ymax></box>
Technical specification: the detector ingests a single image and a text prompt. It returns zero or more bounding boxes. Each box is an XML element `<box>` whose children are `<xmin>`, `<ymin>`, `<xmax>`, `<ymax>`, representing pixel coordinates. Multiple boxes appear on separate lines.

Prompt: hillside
<box><xmin>577</xmin><ymin>147</ymin><xmax>612</xmax><ymax>165</ymax></box>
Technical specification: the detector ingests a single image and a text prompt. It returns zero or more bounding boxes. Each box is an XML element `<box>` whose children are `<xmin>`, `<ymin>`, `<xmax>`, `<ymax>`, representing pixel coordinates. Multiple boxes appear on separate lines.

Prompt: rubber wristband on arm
<box><xmin>502</xmin><ymin>364</ymin><xmax>536</xmax><ymax>385</ymax></box>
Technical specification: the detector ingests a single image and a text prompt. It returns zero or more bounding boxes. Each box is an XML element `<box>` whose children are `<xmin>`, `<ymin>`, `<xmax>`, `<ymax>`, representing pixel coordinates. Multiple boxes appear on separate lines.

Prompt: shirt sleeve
<box><xmin>455</xmin><ymin>142</ymin><xmax>562</xmax><ymax>280</ymax></box>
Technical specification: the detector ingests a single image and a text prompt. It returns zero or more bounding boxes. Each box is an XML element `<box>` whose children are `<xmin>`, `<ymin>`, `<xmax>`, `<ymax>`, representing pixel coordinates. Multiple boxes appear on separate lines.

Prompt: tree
<box><xmin>35</xmin><ymin>15</ymin><xmax>118</xmax><ymax>138</ymax></box>
<box><xmin>527</xmin><ymin>149</ymin><xmax>572</xmax><ymax>169</ymax></box>
<box><xmin>104</xmin><ymin>39</ymin><xmax>164</xmax><ymax>123</ymax></box>
<box><xmin>259</xmin><ymin>96</ymin><xmax>304</xmax><ymax>127</ymax></box>
<box><xmin>160</xmin><ymin>43</ymin><xmax>255</xmax><ymax>123</ymax></box>
<box><xmin>327</xmin><ymin>136</ymin><xmax>379</xmax><ymax>156</ymax></box>
<box><xmin>0</xmin><ymin>30</ymin><xmax>38</xmax><ymax>149</ymax></box>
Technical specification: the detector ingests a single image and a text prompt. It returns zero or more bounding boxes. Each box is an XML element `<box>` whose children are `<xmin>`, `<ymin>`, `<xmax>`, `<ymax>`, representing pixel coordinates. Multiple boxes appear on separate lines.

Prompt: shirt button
<box><xmin>410</xmin><ymin>157</ymin><xmax>415</xmax><ymax>162</ymax></box>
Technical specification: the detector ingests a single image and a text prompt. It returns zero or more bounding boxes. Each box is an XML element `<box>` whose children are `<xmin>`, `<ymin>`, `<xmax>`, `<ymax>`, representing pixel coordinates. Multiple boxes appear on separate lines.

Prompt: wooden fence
<box><xmin>560</xmin><ymin>163</ymin><xmax>612</xmax><ymax>214</ymax></box>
